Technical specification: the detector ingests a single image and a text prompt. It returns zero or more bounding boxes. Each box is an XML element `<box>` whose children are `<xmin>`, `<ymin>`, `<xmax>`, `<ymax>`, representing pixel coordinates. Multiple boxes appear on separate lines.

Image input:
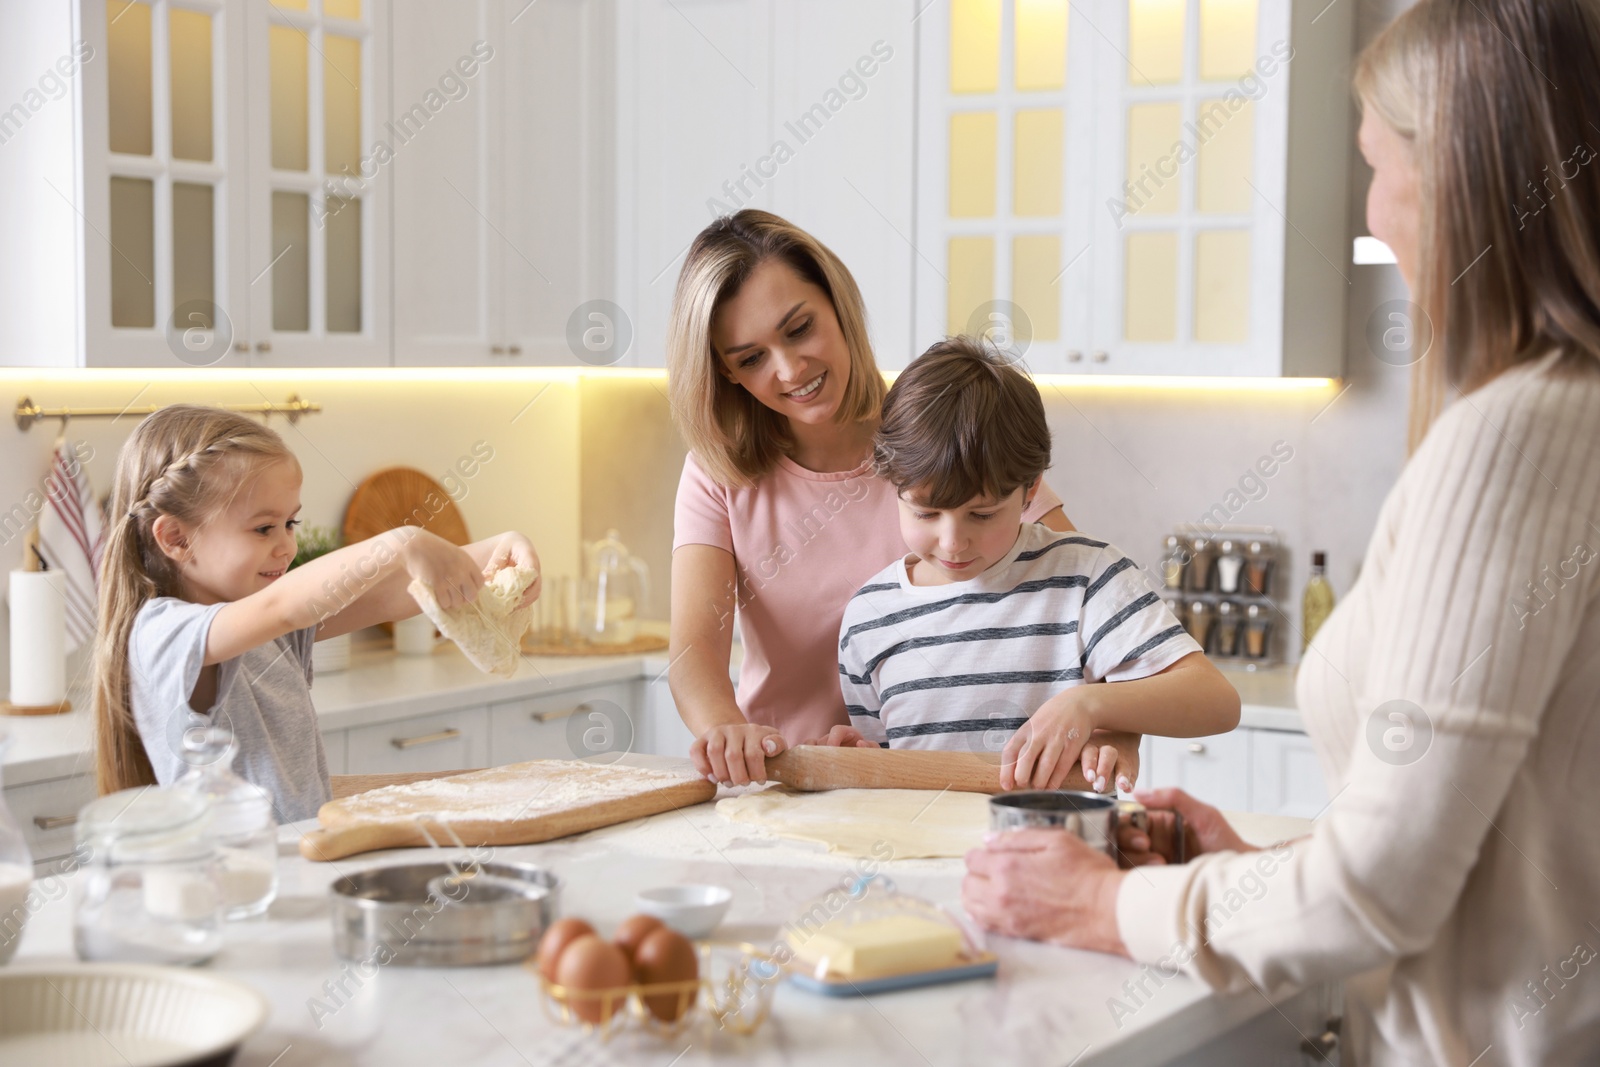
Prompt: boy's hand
<box><xmin>484</xmin><ymin>532</ymin><xmax>542</xmax><ymax>608</ymax></box>
<box><xmin>806</xmin><ymin>725</ymin><xmax>878</xmax><ymax>748</ymax></box>
<box><xmin>398</xmin><ymin>528</ymin><xmax>483</xmax><ymax>611</ymax></box>
<box><xmin>1001</xmin><ymin>691</ymin><xmax>1097</xmax><ymax>791</ymax></box>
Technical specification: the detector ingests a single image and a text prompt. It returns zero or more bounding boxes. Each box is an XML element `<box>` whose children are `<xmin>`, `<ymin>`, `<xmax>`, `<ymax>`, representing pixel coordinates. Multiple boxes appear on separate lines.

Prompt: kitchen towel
<box><xmin>35</xmin><ymin>438</ymin><xmax>105</xmax><ymax>652</ymax></box>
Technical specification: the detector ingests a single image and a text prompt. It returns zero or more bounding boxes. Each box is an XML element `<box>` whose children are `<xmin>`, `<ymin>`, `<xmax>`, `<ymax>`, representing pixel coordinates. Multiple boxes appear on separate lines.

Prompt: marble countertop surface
<box><xmin>11</xmin><ymin>755</ymin><xmax>1314</xmax><ymax>1067</ymax></box>
<box><xmin>1</xmin><ymin>632</ymin><xmax>1303</xmax><ymax>789</ymax></box>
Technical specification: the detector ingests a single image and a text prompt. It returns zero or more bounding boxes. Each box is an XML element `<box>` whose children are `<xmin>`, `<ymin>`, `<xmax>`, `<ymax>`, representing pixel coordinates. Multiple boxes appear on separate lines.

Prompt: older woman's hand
<box><xmin>962</xmin><ymin>829</ymin><xmax>1129</xmax><ymax>956</ymax></box>
<box><xmin>1116</xmin><ymin>788</ymin><xmax>1255</xmax><ymax>865</ymax></box>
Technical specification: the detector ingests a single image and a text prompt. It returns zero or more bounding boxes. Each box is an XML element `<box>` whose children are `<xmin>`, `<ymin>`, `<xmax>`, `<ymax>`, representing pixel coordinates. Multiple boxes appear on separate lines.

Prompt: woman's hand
<box><xmin>692</xmin><ymin>723</ymin><xmax>788</xmax><ymax>785</ymax></box>
<box><xmin>482</xmin><ymin>532</ymin><xmax>542</xmax><ymax>608</ymax></box>
<box><xmin>1115</xmin><ymin>787</ymin><xmax>1255</xmax><ymax>865</ymax></box>
<box><xmin>805</xmin><ymin>725</ymin><xmax>878</xmax><ymax>748</ymax></box>
<box><xmin>398</xmin><ymin>528</ymin><xmax>484</xmax><ymax>611</ymax></box>
<box><xmin>963</xmin><ymin>829</ymin><xmax>1129</xmax><ymax>956</ymax></box>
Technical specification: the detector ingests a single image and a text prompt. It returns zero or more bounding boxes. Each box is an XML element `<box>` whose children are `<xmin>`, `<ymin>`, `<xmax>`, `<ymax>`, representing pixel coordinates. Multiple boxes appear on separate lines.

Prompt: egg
<box><xmin>632</xmin><ymin>926</ymin><xmax>699</xmax><ymax>1022</ymax></box>
<box><xmin>613</xmin><ymin>913</ymin><xmax>665</xmax><ymax>963</ymax></box>
<box><xmin>536</xmin><ymin>917</ymin><xmax>597</xmax><ymax>983</ymax></box>
<box><xmin>555</xmin><ymin>934</ymin><xmax>634</xmax><ymax>1024</ymax></box>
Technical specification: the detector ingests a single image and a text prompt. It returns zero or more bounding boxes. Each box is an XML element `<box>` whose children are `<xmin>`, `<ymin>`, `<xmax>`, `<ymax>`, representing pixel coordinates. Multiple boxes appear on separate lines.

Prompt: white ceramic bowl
<box><xmin>0</xmin><ymin>963</ymin><xmax>269</xmax><ymax>1067</ymax></box>
<box><xmin>634</xmin><ymin>884</ymin><xmax>733</xmax><ymax>939</ymax></box>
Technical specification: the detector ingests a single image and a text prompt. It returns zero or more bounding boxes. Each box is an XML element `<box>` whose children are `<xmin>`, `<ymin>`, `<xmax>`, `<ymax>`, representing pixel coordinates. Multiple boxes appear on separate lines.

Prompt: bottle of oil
<box><xmin>1302</xmin><ymin>551</ymin><xmax>1335</xmax><ymax>652</ymax></box>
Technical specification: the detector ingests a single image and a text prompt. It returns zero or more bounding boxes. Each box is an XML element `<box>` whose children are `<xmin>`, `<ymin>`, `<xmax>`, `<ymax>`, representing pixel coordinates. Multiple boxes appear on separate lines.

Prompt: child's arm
<box><xmin>312</xmin><ymin>531</ymin><xmax>541</xmax><ymax>640</ymax></box>
<box><xmin>203</xmin><ymin>528</ymin><xmax>517</xmax><ymax>665</ymax></box>
<box><xmin>824</xmin><ymin>616</ymin><xmax>889</xmax><ymax>748</ymax></box>
<box><xmin>1004</xmin><ymin>653</ymin><xmax>1239</xmax><ymax>790</ymax></box>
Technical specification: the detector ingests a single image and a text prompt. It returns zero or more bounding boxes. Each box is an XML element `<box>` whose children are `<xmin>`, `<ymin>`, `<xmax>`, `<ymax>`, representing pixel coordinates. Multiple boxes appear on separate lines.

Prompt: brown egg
<box><xmin>536</xmin><ymin>917</ymin><xmax>596</xmax><ymax>983</ymax></box>
<box><xmin>554</xmin><ymin>934</ymin><xmax>634</xmax><ymax>1024</ymax></box>
<box><xmin>613</xmin><ymin>913</ymin><xmax>665</xmax><ymax>963</ymax></box>
<box><xmin>632</xmin><ymin>926</ymin><xmax>699</xmax><ymax>1022</ymax></box>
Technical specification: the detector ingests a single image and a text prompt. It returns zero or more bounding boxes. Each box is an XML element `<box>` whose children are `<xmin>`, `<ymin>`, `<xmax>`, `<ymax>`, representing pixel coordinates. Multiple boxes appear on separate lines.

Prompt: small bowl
<box><xmin>635</xmin><ymin>884</ymin><xmax>733</xmax><ymax>939</ymax></box>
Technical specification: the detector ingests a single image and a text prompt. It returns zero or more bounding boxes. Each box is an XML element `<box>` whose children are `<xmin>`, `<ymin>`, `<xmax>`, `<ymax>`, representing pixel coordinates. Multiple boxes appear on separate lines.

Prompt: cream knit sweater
<box><xmin>1117</xmin><ymin>352</ymin><xmax>1600</xmax><ymax>1067</ymax></box>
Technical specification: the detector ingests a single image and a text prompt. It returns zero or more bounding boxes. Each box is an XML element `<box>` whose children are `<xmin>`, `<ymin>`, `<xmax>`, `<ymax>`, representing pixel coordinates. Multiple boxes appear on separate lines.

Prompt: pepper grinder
<box><xmin>1215</xmin><ymin>539</ymin><xmax>1244</xmax><ymax>595</ymax></box>
<box><xmin>1244</xmin><ymin>540</ymin><xmax>1274</xmax><ymax>596</ymax></box>
<box><xmin>1185</xmin><ymin>599</ymin><xmax>1214</xmax><ymax>651</ymax></box>
<box><xmin>1187</xmin><ymin>538</ymin><xmax>1216</xmax><ymax>592</ymax></box>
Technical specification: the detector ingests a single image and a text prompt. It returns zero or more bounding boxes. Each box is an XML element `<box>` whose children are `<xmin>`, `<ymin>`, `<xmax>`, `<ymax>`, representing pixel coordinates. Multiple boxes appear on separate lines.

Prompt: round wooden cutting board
<box><xmin>343</xmin><ymin>467</ymin><xmax>470</xmax><ymax>549</ymax></box>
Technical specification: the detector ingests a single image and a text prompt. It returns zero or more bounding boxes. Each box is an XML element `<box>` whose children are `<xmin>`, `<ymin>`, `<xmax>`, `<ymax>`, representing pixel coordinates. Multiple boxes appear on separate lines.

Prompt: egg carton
<box><xmin>528</xmin><ymin>940</ymin><xmax>779</xmax><ymax>1041</ymax></box>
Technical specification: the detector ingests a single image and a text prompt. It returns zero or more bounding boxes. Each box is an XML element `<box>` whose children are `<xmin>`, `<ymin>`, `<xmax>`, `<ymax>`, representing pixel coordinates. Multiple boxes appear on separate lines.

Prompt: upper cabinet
<box><xmin>390</xmin><ymin>0</ymin><xmax>607</xmax><ymax>367</ymax></box>
<box><xmin>613</xmin><ymin>0</ymin><xmax>917</xmax><ymax>369</ymax></box>
<box><xmin>914</xmin><ymin>0</ymin><xmax>1354</xmax><ymax>377</ymax></box>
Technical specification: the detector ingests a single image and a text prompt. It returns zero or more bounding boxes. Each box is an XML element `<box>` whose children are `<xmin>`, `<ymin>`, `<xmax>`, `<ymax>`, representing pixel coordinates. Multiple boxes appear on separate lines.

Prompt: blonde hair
<box><xmin>93</xmin><ymin>405</ymin><xmax>297</xmax><ymax>795</ymax></box>
<box><xmin>666</xmin><ymin>210</ymin><xmax>887</xmax><ymax>487</ymax></box>
<box><xmin>1354</xmin><ymin>0</ymin><xmax>1600</xmax><ymax>450</ymax></box>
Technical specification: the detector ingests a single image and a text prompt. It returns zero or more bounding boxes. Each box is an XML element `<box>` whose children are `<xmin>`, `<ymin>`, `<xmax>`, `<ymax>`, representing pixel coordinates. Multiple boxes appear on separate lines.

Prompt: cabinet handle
<box><xmin>391</xmin><ymin>727</ymin><xmax>462</xmax><ymax>750</ymax></box>
<box><xmin>256</xmin><ymin>341</ymin><xmax>272</xmax><ymax>354</ymax></box>
<box><xmin>507</xmin><ymin>344</ymin><xmax>522</xmax><ymax>356</ymax></box>
<box><xmin>32</xmin><ymin>813</ymin><xmax>77</xmax><ymax>831</ymax></box>
<box><xmin>1092</xmin><ymin>350</ymin><xmax>1109</xmax><ymax>363</ymax></box>
<box><xmin>532</xmin><ymin>701</ymin><xmax>592</xmax><ymax>724</ymax></box>
<box><xmin>491</xmin><ymin>344</ymin><xmax>506</xmax><ymax>355</ymax></box>
<box><xmin>233</xmin><ymin>341</ymin><xmax>249</xmax><ymax>354</ymax></box>
<box><xmin>1187</xmin><ymin>742</ymin><xmax>1207</xmax><ymax>755</ymax></box>
<box><xmin>1067</xmin><ymin>350</ymin><xmax>1083</xmax><ymax>363</ymax></box>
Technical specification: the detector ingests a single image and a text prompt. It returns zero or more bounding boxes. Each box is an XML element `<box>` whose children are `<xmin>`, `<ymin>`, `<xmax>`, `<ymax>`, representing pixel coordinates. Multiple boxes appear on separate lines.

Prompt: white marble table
<box><xmin>11</xmin><ymin>757</ymin><xmax>1324</xmax><ymax>1067</ymax></box>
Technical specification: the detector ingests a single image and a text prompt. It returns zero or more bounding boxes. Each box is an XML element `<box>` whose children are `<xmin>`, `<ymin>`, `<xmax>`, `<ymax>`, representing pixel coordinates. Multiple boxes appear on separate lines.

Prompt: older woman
<box><xmin>663</xmin><ymin>212</ymin><xmax>1129</xmax><ymax>787</ymax></box>
<box><xmin>962</xmin><ymin>1</ymin><xmax>1600</xmax><ymax>1063</ymax></box>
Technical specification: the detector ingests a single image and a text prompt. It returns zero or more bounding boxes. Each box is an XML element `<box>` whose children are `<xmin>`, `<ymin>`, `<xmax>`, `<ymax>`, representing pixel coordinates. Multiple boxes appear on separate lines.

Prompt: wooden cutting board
<box><xmin>300</xmin><ymin>759</ymin><xmax>716</xmax><ymax>862</ymax></box>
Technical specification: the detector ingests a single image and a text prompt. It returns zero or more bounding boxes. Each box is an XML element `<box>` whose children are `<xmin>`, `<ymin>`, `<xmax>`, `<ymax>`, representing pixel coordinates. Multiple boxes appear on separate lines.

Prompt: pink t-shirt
<box><xmin>673</xmin><ymin>452</ymin><xmax>1065</xmax><ymax>744</ymax></box>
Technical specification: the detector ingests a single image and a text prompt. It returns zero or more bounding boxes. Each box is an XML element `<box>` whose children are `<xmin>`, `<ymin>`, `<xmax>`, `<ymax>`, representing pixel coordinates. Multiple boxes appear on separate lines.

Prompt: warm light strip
<box><xmin>0</xmin><ymin>367</ymin><xmax>1336</xmax><ymax>391</ymax></box>
<box><xmin>1028</xmin><ymin>374</ymin><xmax>1338</xmax><ymax>391</ymax></box>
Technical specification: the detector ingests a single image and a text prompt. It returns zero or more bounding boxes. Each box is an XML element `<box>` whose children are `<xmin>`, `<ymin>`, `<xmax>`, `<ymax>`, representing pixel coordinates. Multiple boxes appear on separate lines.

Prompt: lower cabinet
<box><xmin>489</xmin><ymin>682</ymin><xmax>640</xmax><ymax>765</ymax></box>
<box><xmin>639</xmin><ymin>678</ymin><xmax>697</xmax><ymax>760</ymax></box>
<box><xmin>1140</xmin><ymin>726</ymin><xmax>1328</xmax><ymax>819</ymax></box>
<box><xmin>5</xmin><ymin>773</ymin><xmax>96</xmax><ymax>865</ymax></box>
<box><xmin>345</xmin><ymin>706</ymin><xmax>490</xmax><ymax>775</ymax></box>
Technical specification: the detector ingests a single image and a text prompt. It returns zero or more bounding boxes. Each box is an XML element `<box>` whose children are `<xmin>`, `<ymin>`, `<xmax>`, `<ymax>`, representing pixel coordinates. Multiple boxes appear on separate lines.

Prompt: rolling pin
<box><xmin>764</xmin><ymin>730</ymin><xmax>1142</xmax><ymax>794</ymax></box>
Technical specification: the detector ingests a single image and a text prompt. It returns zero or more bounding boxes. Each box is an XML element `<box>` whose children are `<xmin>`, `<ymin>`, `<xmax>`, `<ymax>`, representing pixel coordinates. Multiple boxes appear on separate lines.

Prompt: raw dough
<box><xmin>409</xmin><ymin>564</ymin><xmax>538</xmax><ymax>677</ymax></box>
<box><xmin>717</xmin><ymin>787</ymin><xmax>991</xmax><ymax>859</ymax></box>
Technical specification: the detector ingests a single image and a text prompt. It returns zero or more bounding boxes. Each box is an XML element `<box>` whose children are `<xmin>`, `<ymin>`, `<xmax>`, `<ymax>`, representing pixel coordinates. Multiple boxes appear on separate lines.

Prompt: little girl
<box><xmin>92</xmin><ymin>405</ymin><xmax>541</xmax><ymax>822</ymax></box>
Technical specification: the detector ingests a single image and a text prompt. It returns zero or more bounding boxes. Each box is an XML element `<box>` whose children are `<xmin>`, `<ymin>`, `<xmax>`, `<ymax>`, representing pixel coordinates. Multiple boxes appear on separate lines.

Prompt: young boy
<box><xmin>823</xmin><ymin>337</ymin><xmax>1240</xmax><ymax>792</ymax></box>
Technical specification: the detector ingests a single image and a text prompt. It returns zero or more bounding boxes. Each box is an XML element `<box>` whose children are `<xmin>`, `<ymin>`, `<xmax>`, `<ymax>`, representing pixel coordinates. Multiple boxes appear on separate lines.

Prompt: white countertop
<box><xmin>11</xmin><ymin>755</ymin><xmax>1315</xmax><ymax>1067</ymax></box>
<box><xmin>0</xmin><ymin>633</ymin><xmax>1304</xmax><ymax>789</ymax></box>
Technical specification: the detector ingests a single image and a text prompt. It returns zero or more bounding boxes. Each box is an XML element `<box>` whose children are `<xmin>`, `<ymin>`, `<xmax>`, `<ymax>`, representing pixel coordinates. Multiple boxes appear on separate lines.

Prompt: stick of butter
<box><xmin>787</xmin><ymin>914</ymin><xmax>963</xmax><ymax>977</ymax></box>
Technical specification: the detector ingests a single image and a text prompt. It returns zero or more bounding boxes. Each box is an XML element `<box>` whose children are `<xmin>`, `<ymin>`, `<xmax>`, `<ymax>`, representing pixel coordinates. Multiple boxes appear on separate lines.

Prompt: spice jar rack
<box><xmin>1158</xmin><ymin>524</ymin><xmax>1282</xmax><ymax>669</ymax></box>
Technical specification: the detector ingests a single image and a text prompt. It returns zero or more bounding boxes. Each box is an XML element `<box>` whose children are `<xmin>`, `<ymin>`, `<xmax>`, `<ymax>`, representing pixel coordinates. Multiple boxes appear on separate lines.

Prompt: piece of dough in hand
<box><xmin>408</xmin><ymin>565</ymin><xmax>539</xmax><ymax>677</ymax></box>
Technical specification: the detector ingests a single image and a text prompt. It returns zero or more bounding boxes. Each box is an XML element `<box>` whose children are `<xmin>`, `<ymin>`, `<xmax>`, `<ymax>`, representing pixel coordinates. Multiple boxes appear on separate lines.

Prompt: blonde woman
<box><xmin>667</xmin><ymin>210</ymin><xmax>1085</xmax><ymax>786</ymax></box>
<box><xmin>963</xmin><ymin>1</ymin><xmax>1600</xmax><ymax>1063</ymax></box>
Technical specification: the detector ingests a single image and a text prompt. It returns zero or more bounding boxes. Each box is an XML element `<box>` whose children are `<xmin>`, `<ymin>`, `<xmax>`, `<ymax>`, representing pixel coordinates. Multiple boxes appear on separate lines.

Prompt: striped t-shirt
<box><xmin>837</xmin><ymin>522</ymin><xmax>1201</xmax><ymax>750</ymax></box>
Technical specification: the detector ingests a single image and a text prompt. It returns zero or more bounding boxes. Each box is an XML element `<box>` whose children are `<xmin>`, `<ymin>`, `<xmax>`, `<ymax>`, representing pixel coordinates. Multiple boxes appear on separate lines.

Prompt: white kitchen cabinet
<box><xmin>390</xmin><ymin>0</ymin><xmax>607</xmax><ymax>367</ymax></box>
<box><xmin>914</xmin><ymin>0</ymin><xmax>1354</xmax><ymax>378</ymax></box>
<box><xmin>639</xmin><ymin>676</ymin><xmax>697</xmax><ymax>760</ymax></box>
<box><xmin>1</xmin><ymin>0</ymin><xmax>390</xmax><ymax>368</ymax></box>
<box><xmin>1144</xmin><ymin>729</ymin><xmax>1251</xmax><ymax>812</ymax></box>
<box><xmin>4</xmin><ymin>773</ymin><xmax>95</xmax><ymax>865</ymax></box>
<box><xmin>321</xmin><ymin>728</ymin><xmax>348</xmax><ymax>776</ymax></box>
<box><xmin>613</xmin><ymin>0</ymin><xmax>773</xmax><ymax>367</ymax></box>
<box><xmin>488</xmin><ymin>680</ymin><xmax>640</xmax><ymax>765</ymax></box>
<box><xmin>1248</xmin><ymin>726</ymin><xmax>1328</xmax><ymax>819</ymax></box>
<box><xmin>345</xmin><ymin>705</ymin><xmax>489</xmax><ymax>775</ymax></box>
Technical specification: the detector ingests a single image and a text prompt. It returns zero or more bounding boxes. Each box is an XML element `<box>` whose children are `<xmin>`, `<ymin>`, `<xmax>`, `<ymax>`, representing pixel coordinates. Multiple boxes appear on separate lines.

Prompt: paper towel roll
<box><xmin>9</xmin><ymin>570</ymin><xmax>67</xmax><ymax>707</ymax></box>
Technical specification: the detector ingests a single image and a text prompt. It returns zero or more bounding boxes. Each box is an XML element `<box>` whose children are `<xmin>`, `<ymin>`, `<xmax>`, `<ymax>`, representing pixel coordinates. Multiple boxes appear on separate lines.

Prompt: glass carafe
<box><xmin>174</xmin><ymin>722</ymin><xmax>278</xmax><ymax>919</ymax></box>
<box><xmin>0</xmin><ymin>733</ymin><xmax>34</xmax><ymax>965</ymax></box>
<box><xmin>581</xmin><ymin>529</ymin><xmax>650</xmax><ymax>645</ymax></box>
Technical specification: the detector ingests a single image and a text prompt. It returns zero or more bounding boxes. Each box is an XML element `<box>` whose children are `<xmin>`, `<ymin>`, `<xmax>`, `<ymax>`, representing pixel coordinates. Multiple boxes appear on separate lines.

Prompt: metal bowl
<box><xmin>329</xmin><ymin>861</ymin><xmax>560</xmax><ymax>967</ymax></box>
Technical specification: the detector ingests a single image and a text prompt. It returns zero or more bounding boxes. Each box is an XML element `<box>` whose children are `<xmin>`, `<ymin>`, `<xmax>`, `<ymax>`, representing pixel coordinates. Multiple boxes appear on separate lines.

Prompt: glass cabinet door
<box><xmin>915</xmin><ymin>0</ymin><xmax>1094</xmax><ymax>372</ymax></box>
<box><xmin>246</xmin><ymin>0</ymin><xmax>389</xmax><ymax>365</ymax></box>
<box><xmin>90</xmin><ymin>0</ymin><xmax>246</xmax><ymax>367</ymax></box>
<box><xmin>1089</xmin><ymin>0</ymin><xmax>1289</xmax><ymax>375</ymax></box>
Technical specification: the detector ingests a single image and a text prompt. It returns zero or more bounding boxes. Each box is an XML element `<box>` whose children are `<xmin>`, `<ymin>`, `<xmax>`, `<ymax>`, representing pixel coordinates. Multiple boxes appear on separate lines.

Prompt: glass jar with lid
<box><xmin>74</xmin><ymin>787</ymin><xmax>224</xmax><ymax>965</ymax></box>
<box><xmin>174</xmin><ymin>723</ymin><xmax>278</xmax><ymax>920</ymax></box>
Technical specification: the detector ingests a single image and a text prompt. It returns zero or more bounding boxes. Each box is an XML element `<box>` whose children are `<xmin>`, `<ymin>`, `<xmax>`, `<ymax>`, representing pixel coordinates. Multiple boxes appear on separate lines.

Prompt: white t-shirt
<box><xmin>837</xmin><ymin>522</ymin><xmax>1200</xmax><ymax>749</ymax></box>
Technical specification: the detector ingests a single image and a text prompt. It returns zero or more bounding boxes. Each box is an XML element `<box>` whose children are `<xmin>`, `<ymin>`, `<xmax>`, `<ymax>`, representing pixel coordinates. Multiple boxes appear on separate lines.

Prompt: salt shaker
<box><xmin>1215</xmin><ymin>539</ymin><xmax>1244</xmax><ymax>595</ymax></box>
